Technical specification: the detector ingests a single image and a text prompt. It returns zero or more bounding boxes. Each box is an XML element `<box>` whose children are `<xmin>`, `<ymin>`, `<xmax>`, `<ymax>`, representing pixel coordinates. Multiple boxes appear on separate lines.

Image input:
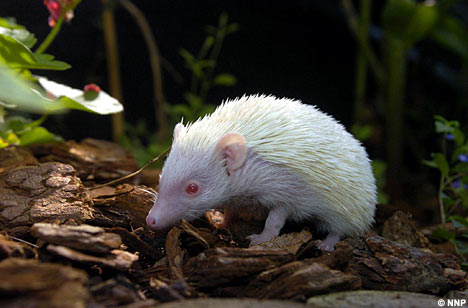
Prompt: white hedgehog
<box><xmin>146</xmin><ymin>94</ymin><xmax>376</xmax><ymax>251</ymax></box>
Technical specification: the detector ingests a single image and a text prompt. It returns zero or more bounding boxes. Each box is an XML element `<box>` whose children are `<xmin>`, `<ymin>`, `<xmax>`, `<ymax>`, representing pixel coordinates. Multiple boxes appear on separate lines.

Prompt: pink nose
<box><xmin>146</xmin><ymin>215</ymin><xmax>156</xmax><ymax>227</ymax></box>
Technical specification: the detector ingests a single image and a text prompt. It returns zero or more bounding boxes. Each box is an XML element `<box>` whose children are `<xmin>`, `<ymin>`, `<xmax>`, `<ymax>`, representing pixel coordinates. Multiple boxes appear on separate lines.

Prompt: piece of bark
<box><xmin>153</xmin><ymin>298</ymin><xmax>307</xmax><ymax>308</ymax></box>
<box><xmin>246</xmin><ymin>261</ymin><xmax>361</xmax><ymax>301</ymax></box>
<box><xmin>346</xmin><ymin>233</ymin><xmax>467</xmax><ymax>294</ymax></box>
<box><xmin>0</xmin><ymin>146</ymin><xmax>38</xmax><ymax>174</ymax></box>
<box><xmin>185</xmin><ymin>247</ymin><xmax>295</xmax><ymax>289</ymax></box>
<box><xmin>166</xmin><ymin>226</ymin><xmax>185</xmax><ymax>281</ymax></box>
<box><xmin>307</xmin><ymin>290</ymin><xmax>442</xmax><ymax>308</ymax></box>
<box><xmin>110</xmin><ymin>226</ymin><xmax>164</xmax><ymax>261</ymax></box>
<box><xmin>31</xmin><ymin>223</ymin><xmax>122</xmax><ymax>254</ymax></box>
<box><xmin>382</xmin><ymin>210</ymin><xmax>433</xmax><ymax>249</ymax></box>
<box><xmin>90</xmin><ymin>203</ymin><xmax>133</xmax><ymax>228</ymax></box>
<box><xmin>0</xmin><ymin>162</ymin><xmax>93</xmax><ymax>227</ymax></box>
<box><xmin>47</xmin><ymin>244</ymin><xmax>138</xmax><ymax>270</ymax></box>
<box><xmin>310</xmin><ymin>241</ymin><xmax>355</xmax><ymax>271</ymax></box>
<box><xmin>29</xmin><ymin>138</ymin><xmax>138</xmax><ymax>181</ymax></box>
<box><xmin>113</xmin><ymin>184</ymin><xmax>156</xmax><ymax>228</ymax></box>
<box><xmin>88</xmin><ymin>275</ymin><xmax>147</xmax><ymax>307</ymax></box>
<box><xmin>179</xmin><ymin>219</ymin><xmax>213</xmax><ymax>249</ymax></box>
<box><xmin>0</xmin><ymin>258</ymin><xmax>89</xmax><ymax>308</ymax></box>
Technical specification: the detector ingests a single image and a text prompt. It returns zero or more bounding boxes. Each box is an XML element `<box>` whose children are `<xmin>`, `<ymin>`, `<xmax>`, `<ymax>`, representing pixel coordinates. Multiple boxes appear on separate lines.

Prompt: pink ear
<box><xmin>173</xmin><ymin>123</ymin><xmax>185</xmax><ymax>141</ymax></box>
<box><xmin>215</xmin><ymin>133</ymin><xmax>247</xmax><ymax>173</ymax></box>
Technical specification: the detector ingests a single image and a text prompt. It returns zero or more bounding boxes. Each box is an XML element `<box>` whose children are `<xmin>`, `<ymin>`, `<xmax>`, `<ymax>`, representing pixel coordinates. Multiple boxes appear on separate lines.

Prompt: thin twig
<box><xmin>9</xmin><ymin>236</ymin><xmax>39</xmax><ymax>248</ymax></box>
<box><xmin>89</xmin><ymin>146</ymin><xmax>170</xmax><ymax>190</ymax></box>
<box><xmin>341</xmin><ymin>0</ymin><xmax>385</xmax><ymax>86</ymax></box>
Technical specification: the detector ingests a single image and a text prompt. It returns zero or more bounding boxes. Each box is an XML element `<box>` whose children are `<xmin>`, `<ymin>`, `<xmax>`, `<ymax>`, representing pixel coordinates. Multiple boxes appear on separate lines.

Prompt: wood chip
<box><xmin>47</xmin><ymin>244</ymin><xmax>138</xmax><ymax>270</ymax></box>
<box><xmin>31</xmin><ymin>222</ymin><xmax>122</xmax><ymax>254</ymax></box>
<box><xmin>382</xmin><ymin>210</ymin><xmax>433</xmax><ymax>249</ymax></box>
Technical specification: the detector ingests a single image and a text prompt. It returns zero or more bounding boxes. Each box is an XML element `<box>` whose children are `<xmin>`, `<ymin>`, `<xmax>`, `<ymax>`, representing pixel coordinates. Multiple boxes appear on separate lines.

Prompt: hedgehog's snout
<box><xmin>146</xmin><ymin>215</ymin><xmax>157</xmax><ymax>228</ymax></box>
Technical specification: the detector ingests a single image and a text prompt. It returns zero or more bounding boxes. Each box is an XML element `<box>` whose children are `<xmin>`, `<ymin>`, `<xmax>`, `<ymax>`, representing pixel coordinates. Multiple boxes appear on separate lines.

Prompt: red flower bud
<box><xmin>84</xmin><ymin>83</ymin><xmax>101</xmax><ymax>93</ymax></box>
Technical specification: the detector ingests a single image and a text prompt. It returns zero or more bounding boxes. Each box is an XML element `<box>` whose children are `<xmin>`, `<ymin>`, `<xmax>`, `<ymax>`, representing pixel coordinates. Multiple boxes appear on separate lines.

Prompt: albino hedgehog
<box><xmin>146</xmin><ymin>95</ymin><xmax>376</xmax><ymax>251</ymax></box>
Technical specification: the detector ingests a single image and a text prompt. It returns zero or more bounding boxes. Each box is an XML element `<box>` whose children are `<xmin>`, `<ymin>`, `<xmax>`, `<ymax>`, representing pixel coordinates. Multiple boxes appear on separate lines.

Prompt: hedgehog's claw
<box><xmin>247</xmin><ymin>233</ymin><xmax>274</xmax><ymax>246</ymax></box>
<box><xmin>316</xmin><ymin>233</ymin><xmax>341</xmax><ymax>252</ymax></box>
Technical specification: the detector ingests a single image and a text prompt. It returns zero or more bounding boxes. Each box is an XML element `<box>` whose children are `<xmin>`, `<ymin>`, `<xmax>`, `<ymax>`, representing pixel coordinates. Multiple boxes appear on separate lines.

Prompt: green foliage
<box><xmin>0</xmin><ymin>115</ymin><xmax>62</xmax><ymax>148</ymax></box>
<box><xmin>119</xmin><ymin>120</ymin><xmax>170</xmax><ymax>168</ymax></box>
<box><xmin>0</xmin><ymin>7</ymin><xmax>123</xmax><ymax>147</ymax></box>
<box><xmin>168</xmin><ymin>12</ymin><xmax>238</xmax><ymax>123</ymax></box>
<box><xmin>123</xmin><ymin>13</ymin><xmax>239</xmax><ymax>167</ymax></box>
<box><xmin>425</xmin><ymin>115</ymin><xmax>468</xmax><ymax>263</ymax></box>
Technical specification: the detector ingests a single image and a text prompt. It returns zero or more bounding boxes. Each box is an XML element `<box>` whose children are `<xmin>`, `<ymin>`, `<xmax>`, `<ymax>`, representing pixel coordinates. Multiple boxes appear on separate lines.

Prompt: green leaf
<box><xmin>452</xmin><ymin>163</ymin><xmax>468</xmax><ymax>174</ymax></box>
<box><xmin>455</xmin><ymin>187</ymin><xmax>468</xmax><ymax>207</ymax></box>
<box><xmin>454</xmin><ymin>239</ymin><xmax>468</xmax><ymax>255</ymax></box>
<box><xmin>382</xmin><ymin>0</ymin><xmax>438</xmax><ymax>46</ymax></box>
<box><xmin>0</xmin><ymin>25</ymin><xmax>37</xmax><ymax>48</ymax></box>
<box><xmin>179</xmin><ymin>49</ymin><xmax>195</xmax><ymax>66</ymax></box>
<box><xmin>0</xmin><ymin>64</ymin><xmax>67</xmax><ymax>114</ymax></box>
<box><xmin>213</xmin><ymin>73</ymin><xmax>237</xmax><ymax>86</ymax></box>
<box><xmin>443</xmin><ymin>195</ymin><xmax>456</xmax><ymax>208</ymax></box>
<box><xmin>448</xmin><ymin>215</ymin><xmax>468</xmax><ymax>229</ymax></box>
<box><xmin>453</xmin><ymin>128</ymin><xmax>465</xmax><ymax>146</ymax></box>
<box><xmin>168</xmin><ymin>104</ymin><xmax>193</xmax><ymax>120</ymax></box>
<box><xmin>0</xmin><ymin>17</ymin><xmax>37</xmax><ymax>48</ymax></box>
<box><xmin>431</xmin><ymin>153</ymin><xmax>450</xmax><ymax>178</ymax></box>
<box><xmin>0</xmin><ymin>34</ymin><xmax>70</xmax><ymax>70</ymax></box>
<box><xmin>422</xmin><ymin>159</ymin><xmax>437</xmax><ymax>169</ymax></box>
<box><xmin>430</xmin><ymin>15</ymin><xmax>468</xmax><ymax>60</ymax></box>
<box><xmin>227</xmin><ymin>23</ymin><xmax>240</xmax><ymax>34</ymax></box>
<box><xmin>18</xmin><ymin>126</ymin><xmax>61</xmax><ymax>146</ymax></box>
<box><xmin>351</xmin><ymin>124</ymin><xmax>374</xmax><ymax>141</ymax></box>
<box><xmin>184</xmin><ymin>93</ymin><xmax>203</xmax><ymax>110</ymax></box>
<box><xmin>432</xmin><ymin>227</ymin><xmax>455</xmax><ymax>241</ymax></box>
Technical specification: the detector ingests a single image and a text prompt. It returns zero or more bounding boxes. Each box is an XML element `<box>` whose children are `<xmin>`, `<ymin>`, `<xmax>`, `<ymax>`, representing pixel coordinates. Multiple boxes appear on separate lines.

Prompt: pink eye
<box><xmin>185</xmin><ymin>183</ymin><xmax>199</xmax><ymax>195</ymax></box>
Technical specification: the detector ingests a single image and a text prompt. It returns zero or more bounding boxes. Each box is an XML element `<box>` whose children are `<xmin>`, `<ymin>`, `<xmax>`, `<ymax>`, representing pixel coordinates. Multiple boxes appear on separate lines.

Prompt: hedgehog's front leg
<box><xmin>317</xmin><ymin>233</ymin><xmax>341</xmax><ymax>252</ymax></box>
<box><xmin>247</xmin><ymin>206</ymin><xmax>289</xmax><ymax>246</ymax></box>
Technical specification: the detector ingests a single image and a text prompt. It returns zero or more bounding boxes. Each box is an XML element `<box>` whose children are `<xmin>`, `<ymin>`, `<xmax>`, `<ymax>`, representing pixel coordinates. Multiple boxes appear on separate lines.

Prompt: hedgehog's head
<box><xmin>146</xmin><ymin>123</ymin><xmax>247</xmax><ymax>230</ymax></box>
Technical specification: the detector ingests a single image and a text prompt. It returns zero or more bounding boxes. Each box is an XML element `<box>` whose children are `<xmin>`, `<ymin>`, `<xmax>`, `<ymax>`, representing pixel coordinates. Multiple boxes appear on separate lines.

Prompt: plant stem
<box><xmin>120</xmin><ymin>0</ymin><xmax>168</xmax><ymax>141</ymax></box>
<box><xmin>341</xmin><ymin>0</ymin><xmax>385</xmax><ymax>87</ymax></box>
<box><xmin>101</xmin><ymin>0</ymin><xmax>125</xmax><ymax>142</ymax></box>
<box><xmin>200</xmin><ymin>19</ymin><xmax>226</xmax><ymax>101</ymax></box>
<box><xmin>353</xmin><ymin>0</ymin><xmax>371</xmax><ymax>124</ymax></box>
<box><xmin>439</xmin><ymin>174</ymin><xmax>446</xmax><ymax>224</ymax></box>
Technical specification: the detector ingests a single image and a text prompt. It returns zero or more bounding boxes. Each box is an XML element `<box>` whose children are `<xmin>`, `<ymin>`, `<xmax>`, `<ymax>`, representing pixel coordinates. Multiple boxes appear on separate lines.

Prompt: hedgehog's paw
<box><xmin>316</xmin><ymin>233</ymin><xmax>341</xmax><ymax>252</ymax></box>
<box><xmin>247</xmin><ymin>233</ymin><xmax>274</xmax><ymax>246</ymax></box>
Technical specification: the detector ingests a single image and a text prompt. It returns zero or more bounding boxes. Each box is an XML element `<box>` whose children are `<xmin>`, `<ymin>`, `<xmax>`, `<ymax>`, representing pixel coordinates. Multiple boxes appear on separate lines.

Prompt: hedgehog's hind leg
<box><xmin>247</xmin><ymin>206</ymin><xmax>289</xmax><ymax>246</ymax></box>
<box><xmin>317</xmin><ymin>232</ymin><xmax>341</xmax><ymax>252</ymax></box>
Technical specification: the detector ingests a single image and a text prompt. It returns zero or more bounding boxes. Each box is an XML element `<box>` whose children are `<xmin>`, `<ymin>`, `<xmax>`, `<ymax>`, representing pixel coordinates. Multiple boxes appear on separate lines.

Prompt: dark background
<box><xmin>2</xmin><ymin>1</ymin><xmax>374</xmax><ymax>138</ymax></box>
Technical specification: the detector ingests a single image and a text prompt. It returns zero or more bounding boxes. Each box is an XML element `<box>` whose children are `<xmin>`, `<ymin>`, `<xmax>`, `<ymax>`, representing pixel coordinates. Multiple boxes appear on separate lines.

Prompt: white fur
<box><xmin>171</xmin><ymin>94</ymin><xmax>376</xmax><ymax>237</ymax></box>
